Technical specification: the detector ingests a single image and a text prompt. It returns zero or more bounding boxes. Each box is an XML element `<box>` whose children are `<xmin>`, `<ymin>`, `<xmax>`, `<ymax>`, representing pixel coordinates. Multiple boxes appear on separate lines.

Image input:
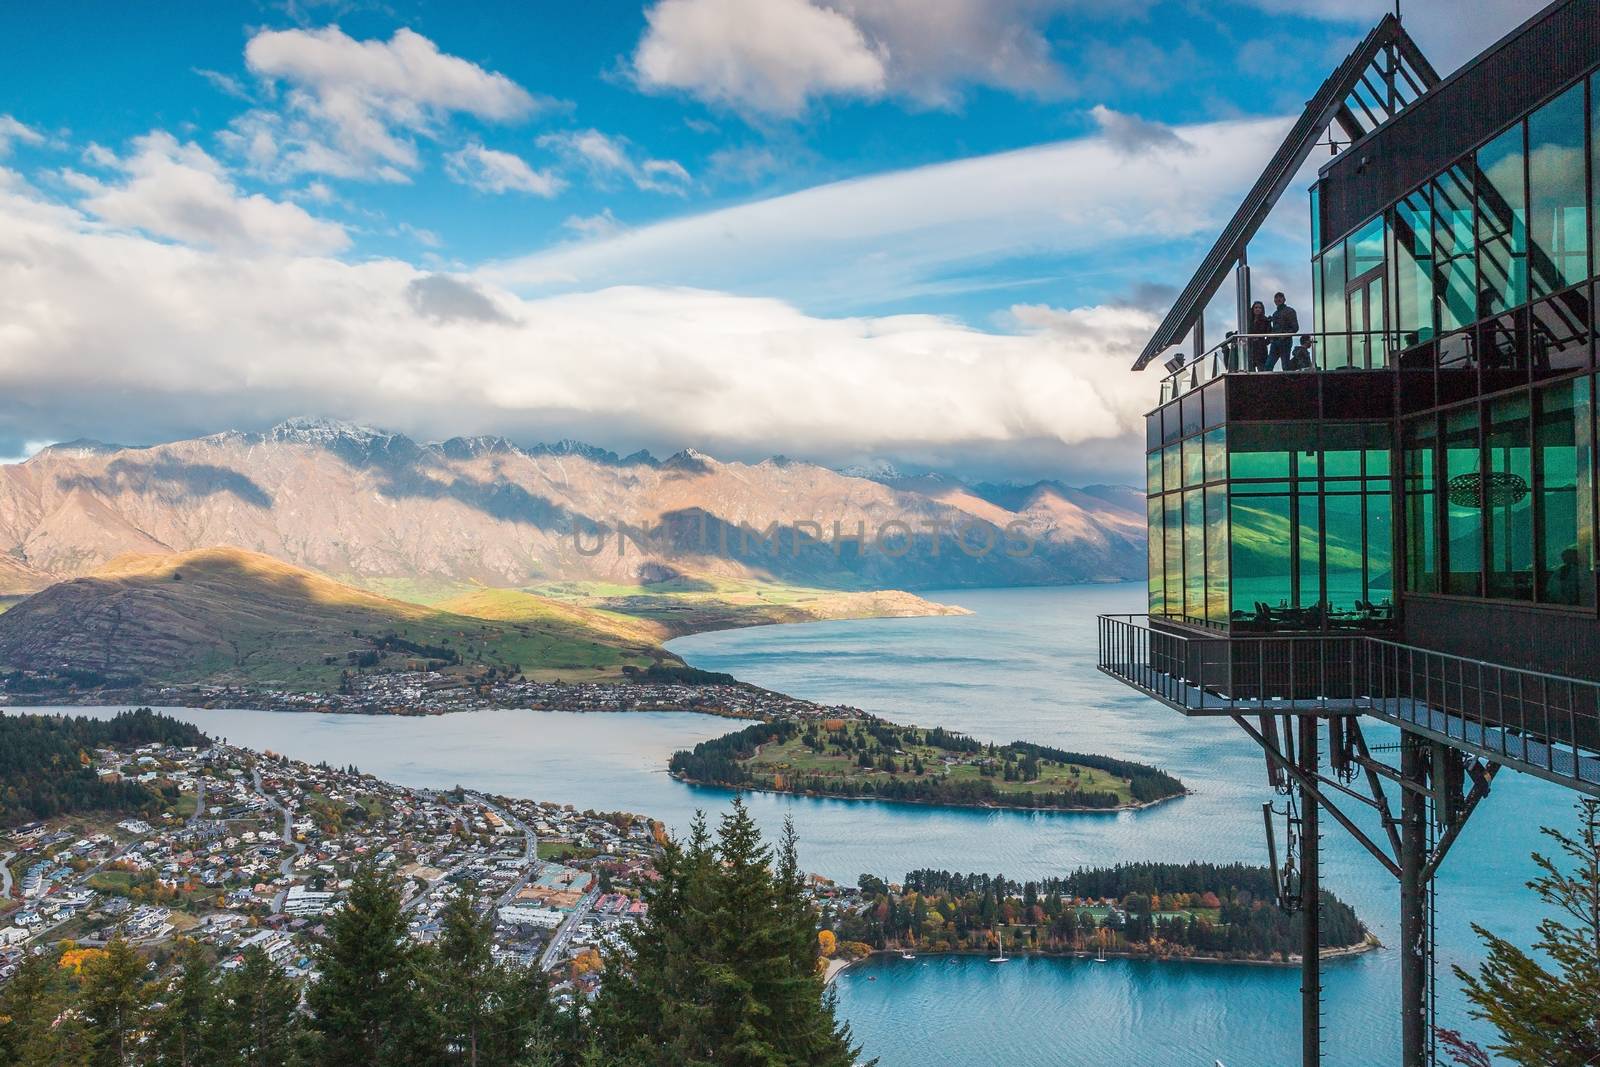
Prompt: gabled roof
<box><xmin>1130</xmin><ymin>14</ymin><xmax>1440</xmax><ymax>371</ymax></box>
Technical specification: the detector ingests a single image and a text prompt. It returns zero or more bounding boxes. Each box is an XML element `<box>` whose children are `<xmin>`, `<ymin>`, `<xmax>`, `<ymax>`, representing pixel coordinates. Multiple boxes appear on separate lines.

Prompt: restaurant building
<box><xmin>1097</xmin><ymin>3</ymin><xmax>1600</xmax><ymax>1064</ymax></box>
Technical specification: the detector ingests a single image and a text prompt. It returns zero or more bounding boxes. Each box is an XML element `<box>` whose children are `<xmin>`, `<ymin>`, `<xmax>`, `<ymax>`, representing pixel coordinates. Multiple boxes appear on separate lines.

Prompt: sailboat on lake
<box><xmin>989</xmin><ymin>931</ymin><xmax>1009</xmax><ymax>964</ymax></box>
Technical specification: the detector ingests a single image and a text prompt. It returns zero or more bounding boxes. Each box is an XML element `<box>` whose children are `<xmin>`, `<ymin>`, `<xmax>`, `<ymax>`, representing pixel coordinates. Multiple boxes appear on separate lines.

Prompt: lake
<box><xmin>25</xmin><ymin>583</ymin><xmax>1562</xmax><ymax>1065</ymax></box>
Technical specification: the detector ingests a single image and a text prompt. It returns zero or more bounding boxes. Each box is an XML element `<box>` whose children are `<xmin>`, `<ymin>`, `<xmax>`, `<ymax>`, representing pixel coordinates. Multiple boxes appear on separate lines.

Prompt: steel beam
<box><xmin>1399</xmin><ymin>735</ymin><xmax>1429</xmax><ymax>1067</ymax></box>
<box><xmin>1299</xmin><ymin>715</ymin><xmax>1322</xmax><ymax>1067</ymax></box>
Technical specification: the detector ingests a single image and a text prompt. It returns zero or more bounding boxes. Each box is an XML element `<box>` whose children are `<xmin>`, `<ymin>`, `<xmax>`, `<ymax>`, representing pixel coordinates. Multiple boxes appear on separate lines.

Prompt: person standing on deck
<box><xmin>1267</xmin><ymin>291</ymin><xmax>1298</xmax><ymax>370</ymax></box>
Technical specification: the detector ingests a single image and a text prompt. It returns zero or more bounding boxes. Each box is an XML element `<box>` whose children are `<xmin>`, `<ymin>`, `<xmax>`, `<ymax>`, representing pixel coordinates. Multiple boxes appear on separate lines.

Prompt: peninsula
<box><xmin>668</xmin><ymin>718</ymin><xmax>1187</xmax><ymax>812</ymax></box>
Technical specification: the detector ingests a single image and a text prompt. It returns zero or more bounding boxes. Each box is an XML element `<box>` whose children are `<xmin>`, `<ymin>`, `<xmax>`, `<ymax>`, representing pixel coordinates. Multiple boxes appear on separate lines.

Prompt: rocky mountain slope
<box><xmin>0</xmin><ymin>418</ymin><xmax>1144</xmax><ymax>596</ymax></box>
<box><xmin>0</xmin><ymin>547</ymin><xmax>671</xmax><ymax>689</ymax></box>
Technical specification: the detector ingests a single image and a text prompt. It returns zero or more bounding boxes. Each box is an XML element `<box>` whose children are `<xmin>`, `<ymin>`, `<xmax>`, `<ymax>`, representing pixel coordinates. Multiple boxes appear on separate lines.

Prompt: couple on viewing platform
<box><xmin>1246</xmin><ymin>291</ymin><xmax>1305</xmax><ymax>371</ymax></box>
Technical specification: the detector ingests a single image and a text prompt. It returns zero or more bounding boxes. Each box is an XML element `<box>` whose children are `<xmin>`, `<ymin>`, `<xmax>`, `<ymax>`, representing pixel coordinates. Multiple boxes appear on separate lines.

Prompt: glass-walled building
<box><xmin>1142</xmin><ymin>3</ymin><xmax>1600</xmax><ymax>677</ymax></box>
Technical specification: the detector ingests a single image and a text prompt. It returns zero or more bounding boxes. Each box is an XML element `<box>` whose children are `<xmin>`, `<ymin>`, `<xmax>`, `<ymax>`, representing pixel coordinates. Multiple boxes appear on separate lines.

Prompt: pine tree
<box><xmin>206</xmin><ymin>946</ymin><xmax>302</xmax><ymax>1067</ymax></box>
<box><xmin>0</xmin><ymin>947</ymin><xmax>78</xmax><ymax>1065</ymax></box>
<box><xmin>595</xmin><ymin>800</ymin><xmax>866</xmax><ymax>1067</ymax></box>
<box><xmin>79</xmin><ymin>938</ymin><xmax>152</xmax><ymax>1067</ymax></box>
<box><xmin>306</xmin><ymin>859</ymin><xmax>440</xmax><ymax>1065</ymax></box>
<box><xmin>1449</xmin><ymin>799</ymin><xmax>1600</xmax><ymax>1066</ymax></box>
<box><xmin>435</xmin><ymin>882</ymin><xmax>561</xmax><ymax>1065</ymax></box>
<box><xmin>149</xmin><ymin>939</ymin><xmax>215</xmax><ymax>1067</ymax></box>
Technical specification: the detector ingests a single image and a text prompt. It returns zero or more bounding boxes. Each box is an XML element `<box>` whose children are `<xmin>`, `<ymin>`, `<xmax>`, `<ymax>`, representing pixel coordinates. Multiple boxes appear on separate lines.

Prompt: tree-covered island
<box><xmin>669</xmin><ymin>717</ymin><xmax>1187</xmax><ymax>811</ymax></box>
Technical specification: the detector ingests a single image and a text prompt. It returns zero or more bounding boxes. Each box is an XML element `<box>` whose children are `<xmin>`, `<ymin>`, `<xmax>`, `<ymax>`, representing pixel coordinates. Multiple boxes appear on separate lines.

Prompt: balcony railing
<box><xmin>1158</xmin><ymin>328</ymin><xmax>1396</xmax><ymax>405</ymax></box>
<box><xmin>1097</xmin><ymin>614</ymin><xmax>1600</xmax><ymax>796</ymax></box>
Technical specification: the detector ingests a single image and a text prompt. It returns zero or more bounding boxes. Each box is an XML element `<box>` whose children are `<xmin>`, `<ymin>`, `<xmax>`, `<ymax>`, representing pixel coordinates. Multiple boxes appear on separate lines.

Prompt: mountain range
<box><xmin>0</xmin><ymin>417</ymin><xmax>1145</xmax><ymax>598</ymax></box>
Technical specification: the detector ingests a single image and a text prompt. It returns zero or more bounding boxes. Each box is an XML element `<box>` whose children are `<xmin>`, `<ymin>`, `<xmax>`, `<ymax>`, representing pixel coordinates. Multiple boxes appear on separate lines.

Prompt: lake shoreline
<box><xmin>826</xmin><ymin>933</ymin><xmax>1382</xmax><ymax>983</ymax></box>
<box><xmin>669</xmin><ymin>771</ymin><xmax>1193</xmax><ymax>815</ymax></box>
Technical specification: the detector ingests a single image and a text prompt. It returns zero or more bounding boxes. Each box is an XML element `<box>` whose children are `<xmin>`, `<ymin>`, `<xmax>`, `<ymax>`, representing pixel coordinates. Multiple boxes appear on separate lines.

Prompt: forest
<box><xmin>832</xmin><ymin>862</ymin><xmax>1367</xmax><ymax>961</ymax></box>
<box><xmin>0</xmin><ymin>709</ymin><xmax>205</xmax><ymax>827</ymax></box>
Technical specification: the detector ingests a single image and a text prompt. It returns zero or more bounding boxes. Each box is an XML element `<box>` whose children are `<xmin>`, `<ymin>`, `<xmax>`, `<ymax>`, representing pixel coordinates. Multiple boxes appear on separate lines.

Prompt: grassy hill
<box><xmin>0</xmin><ymin>547</ymin><xmax>673</xmax><ymax>691</ymax></box>
<box><xmin>521</xmin><ymin>576</ymin><xmax>971</xmax><ymax>638</ymax></box>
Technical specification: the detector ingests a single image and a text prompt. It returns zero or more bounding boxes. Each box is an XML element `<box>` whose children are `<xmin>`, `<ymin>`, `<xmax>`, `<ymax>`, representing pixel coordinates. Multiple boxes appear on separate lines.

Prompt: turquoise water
<box><xmin>28</xmin><ymin>584</ymin><xmax>1563</xmax><ymax>1065</ymax></box>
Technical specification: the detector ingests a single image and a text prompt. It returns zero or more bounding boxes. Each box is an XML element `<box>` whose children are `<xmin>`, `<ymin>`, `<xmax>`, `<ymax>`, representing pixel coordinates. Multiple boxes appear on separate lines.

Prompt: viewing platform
<box><xmin>1097</xmin><ymin>614</ymin><xmax>1600</xmax><ymax>797</ymax></box>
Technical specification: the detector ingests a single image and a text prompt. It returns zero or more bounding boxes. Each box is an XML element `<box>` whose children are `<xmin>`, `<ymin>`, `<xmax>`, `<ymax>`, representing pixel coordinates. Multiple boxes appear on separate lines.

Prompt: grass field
<box><xmin>525</xmin><ymin>576</ymin><xmax>966</xmax><ymax>638</ymax></box>
<box><xmin>745</xmin><ymin>722</ymin><xmax>1138</xmax><ymax>805</ymax></box>
<box><xmin>536</xmin><ymin>840</ymin><xmax>599</xmax><ymax>862</ymax></box>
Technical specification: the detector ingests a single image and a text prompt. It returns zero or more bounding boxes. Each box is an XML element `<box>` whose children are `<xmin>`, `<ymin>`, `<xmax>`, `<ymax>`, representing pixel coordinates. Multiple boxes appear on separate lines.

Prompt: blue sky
<box><xmin>0</xmin><ymin>0</ymin><xmax>1543</xmax><ymax>481</ymax></box>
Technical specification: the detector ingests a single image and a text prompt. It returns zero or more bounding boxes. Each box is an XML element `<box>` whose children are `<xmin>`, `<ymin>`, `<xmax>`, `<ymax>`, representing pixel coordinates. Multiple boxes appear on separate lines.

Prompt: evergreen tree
<box><xmin>149</xmin><ymin>939</ymin><xmax>215</xmax><ymax>1067</ymax></box>
<box><xmin>206</xmin><ymin>947</ymin><xmax>302</xmax><ymax>1067</ymax></box>
<box><xmin>306</xmin><ymin>859</ymin><xmax>440</xmax><ymax>1065</ymax></box>
<box><xmin>79</xmin><ymin>938</ymin><xmax>152</xmax><ymax>1067</ymax></box>
<box><xmin>0</xmin><ymin>947</ymin><xmax>79</xmax><ymax>1065</ymax></box>
<box><xmin>435</xmin><ymin>882</ymin><xmax>561</xmax><ymax>1065</ymax></box>
<box><xmin>1449</xmin><ymin>799</ymin><xmax>1600</xmax><ymax>1066</ymax></box>
<box><xmin>595</xmin><ymin>799</ymin><xmax>866</xmax><ymax>1067</ymax></box>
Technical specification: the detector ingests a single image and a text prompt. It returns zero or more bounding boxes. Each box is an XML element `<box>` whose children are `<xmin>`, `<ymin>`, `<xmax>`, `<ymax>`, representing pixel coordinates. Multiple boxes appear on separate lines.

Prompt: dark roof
<box><xmin>1130</xmin><ymin>15</ymin><xmax>1440</xmax><ymax>371</ymax></box>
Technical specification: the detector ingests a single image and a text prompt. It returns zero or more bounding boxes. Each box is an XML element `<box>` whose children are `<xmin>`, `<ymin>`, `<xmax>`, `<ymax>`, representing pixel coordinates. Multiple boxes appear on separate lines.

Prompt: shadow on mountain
<box><xmin>374</xmin><ymin>470</ymin><xmax>597</xmax><ymax>532</ymax></box>
<box><xmin>636</xmin><ymin>508</ymin><xmax>1077</xmax><ymax>591</ymax></box>
<box><xmin>57</xmin><ymin>458</ymin><xmax>273</xmax><ymax>509</ymax></box>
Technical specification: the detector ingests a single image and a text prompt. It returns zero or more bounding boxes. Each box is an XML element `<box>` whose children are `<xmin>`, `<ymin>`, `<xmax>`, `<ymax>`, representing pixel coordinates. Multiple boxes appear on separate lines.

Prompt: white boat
<box><xmin>900</xmin><ymin>950</ymin><xmax>916</xmax><ymax>960</ymax></box>
<box><xmin>989</xmin><ymin>931</ymin><xmax>1009</xmax><ymax>963</ymax></box>
<box><xmin>1094</xmin><ymin>941</ymin><xmax>1107</xmax><ymax>963</ymax></box>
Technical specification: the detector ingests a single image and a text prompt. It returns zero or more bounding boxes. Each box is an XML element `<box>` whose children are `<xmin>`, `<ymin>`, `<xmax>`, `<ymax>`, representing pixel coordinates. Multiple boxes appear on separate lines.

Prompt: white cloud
<box><xmin>488</xmin><ymin>113</ymin><xmax>1293</xmax><ymax>311</ymax></box>
<box><xmin>631</xmin><ymin>0</ymin><xmax>887</xmax><ymax>118</ymax></box>
<box><xmin>236</xmin><ymin>26</ymin><xmax>540</xmax><ymax>181</ymax></box>
<box><xmin>706</xmin><ymin>144</ymin><xmax>786</xmax><ymax>185</ymax></box>
<box><xmin>628</xmin><ymin>0</ymin><xmax>1153</xmax><ymax>117</ymax></box>
<box><xmin>563</xmin><ymin>209</ymin><xmax>624</xmax><ymax>239</ymax></box>
<box><xmin>446</xmin><ymin>143</ymin><xmax>565</xmax><ymax>197</ymax></box>
<box><xmin>537</xmin><ymin>129</ymin><xmax>691</xmax><ymax>195</ymax></box>
<box><xmin>62</xmin><ymin>132</ymin><xmax>349</xmax><ymax>255</ymax></box>
<box><xmin>835</xmin><ymin>0</ymin><xmax>1080</xmax><ymax>108</ymax></box>
<box><xmin>0</xmin><ymin>182</ymin><xmax>1152</xmax><ymax>470</ymax></box>
<box><xmin>0</xmin><ymin>115</ymin><xmax>44</xmax><ymax>157</ymax></box>
<box><xmin>1089</xmin><ymin>105</ymin><xmax>1192</xmax><ymax>156</ymax></box>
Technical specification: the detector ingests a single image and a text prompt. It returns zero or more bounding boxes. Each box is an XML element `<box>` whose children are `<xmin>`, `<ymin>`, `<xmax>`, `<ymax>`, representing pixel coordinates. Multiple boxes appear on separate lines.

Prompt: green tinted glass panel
<box><xmin>1434</xmin><ymin>166</ymin><xmax>1477</xmax><ymax>332</ymax></box>
<box><xmin>1366</xmin><ymin>493</ymin><xmax>1394</xmax><ymax>615</ymax></box>
<box><xmin>1443</xmin><ymin>407</ymin><xmax>1483</xmax><ymax>595</ymax></box>
<box><xmin>1184</xmin><ymin>490</ymin><xmax>1205</xmax><ymax>621</ymax></box>
<box><xmin>1164</xmin><ymin>445</ymin><xmax>1181</xmax><ymax>492</ymax></box>
<box><xmin>1205</xmin><ymin>487</ymin><xmax>1230</xmax><ymax>625</ymax></box>
<box><xmin>1323</xmin><ymin>493</ymin><xmax>1365</xmax><ymax>618</ymax></box>
<box><xmin>1395</xmin><ymin>190</ymin><xmax>1435</xmax><ymax>344</ymax></box>
<box><xmin>1147</xmin><ymin>450</ymin><xmax>1163</xmax><ymax>496</ymax></box>
<box><xmin>1183</xmin><ymin>436</ymin><xmax>1204</xmax><ymax>487</ymax></box>
<box><xmin>1229</xmin><ymin>424</ymin><xmax>1295</xmax><ymax>480</ymax></box>
<box><xmin>1528</xmin><ymin>83</ymin><xmax>1587</xmax><ymax>296</ymax></box>
<box><xmin>1403</xmin><ymin>418</ymin><xmax>1438</xmax><ymax>593</ymax></box>
<box><xmin>1485</xmin><ymin>393</ymin><xmax>1533</xmax><ymax>599</ymax></box>
<box><xmin>1297</xmin><ymin>495</ymin><xmax>1321</xmax><ymax>610</ymax></box>
<box><xmin>1323</xmin><ymin>447</ymin><xmax>1361</xmax><ymax>478</ymax></box>
<box><xmin>1535</xmin><ymin>379</ymin><xmax>1596</xmax><ymax>605</ymax></box>
<box><xmin>1477</xmin><ymin>123</ymin><xmax>1528</xmax><ymax>316</ymax></box>
<box><xmin>1164</xmin><ymin>493</ymin><xmax>1183</xmax><ymax>618</ymax></box>
<box><xmin>1231</xmin><ymin>495</ymin><xmax>1292</xmax><ymax>622</ymax></box>
<box><xmin>1204</xmin><ymin>426</ymin><xmax>1227</xmax><ymax>483</ymax></box>
<box><xmin>1147</xmin><ymin>495</ymin><xmax>1165</xmax><ymax>615</ymax></box>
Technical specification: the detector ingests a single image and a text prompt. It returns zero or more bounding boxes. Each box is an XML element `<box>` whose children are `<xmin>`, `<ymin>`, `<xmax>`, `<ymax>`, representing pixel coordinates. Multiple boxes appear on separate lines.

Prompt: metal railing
<box><xmin>1097</xmin><ymin>614</ymin><xmax>1600</xmax><ymax>796</ymax></box>
<box><xmin>1158</xmin><ymin>328</ymin><xmax>1401</xmax><ymax>405</ymax></box>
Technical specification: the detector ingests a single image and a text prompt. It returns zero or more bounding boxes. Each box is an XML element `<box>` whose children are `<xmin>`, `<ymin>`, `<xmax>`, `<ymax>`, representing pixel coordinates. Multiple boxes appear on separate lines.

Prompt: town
<box><xmin>1</xmin><ymin>670</ymin><xmax>867</xmax><ymax>722</ymax></box>
<box><xmin>0</xmin><ymin>736</ymin><xmax>667</xmax><ymax>1004</ymax></box>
